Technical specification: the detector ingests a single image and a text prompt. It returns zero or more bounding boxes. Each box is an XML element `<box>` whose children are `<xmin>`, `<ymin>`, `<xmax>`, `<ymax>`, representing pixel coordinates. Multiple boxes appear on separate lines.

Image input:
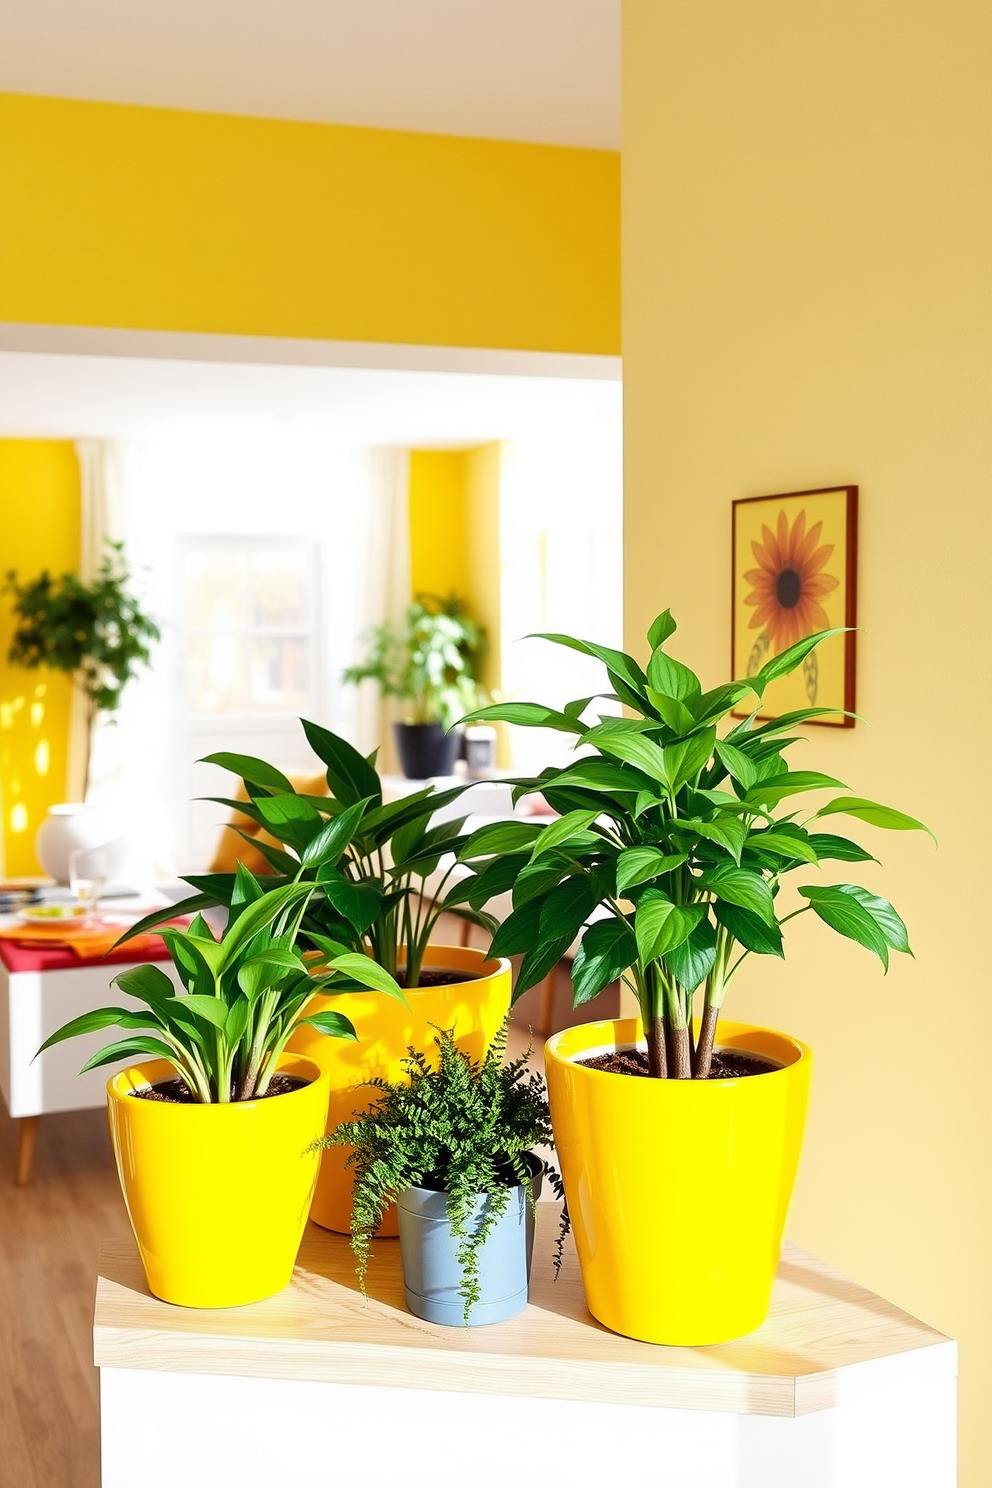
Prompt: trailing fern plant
<box><xmin>324</xmin><ymin>1022</ymin><xmax>566</xmax><ymax>1321</ymax></box>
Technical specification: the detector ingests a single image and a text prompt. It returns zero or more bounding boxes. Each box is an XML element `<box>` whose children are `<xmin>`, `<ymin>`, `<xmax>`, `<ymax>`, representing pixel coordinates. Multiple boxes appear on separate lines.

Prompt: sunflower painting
<box><xmin>732</xmin><ymin>486</ymin><xmax>857</xmax><ymax>726</ymax></box>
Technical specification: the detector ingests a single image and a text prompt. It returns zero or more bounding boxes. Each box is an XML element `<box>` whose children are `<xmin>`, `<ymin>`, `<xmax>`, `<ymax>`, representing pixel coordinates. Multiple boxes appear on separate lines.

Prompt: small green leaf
<box><xmin>647</xmin><ymin>609</ymin><xmax>677</xmax><ymax>649</ymax></box>
<box><xmin>661</xmin><ymin>728</ymin><xmax>716</xmax><ymax>794</ymax></box>
<box><xmin>78</xmin><ymin>1036</ymin><xmax>180</xmax><ymax>1075</ymax></box>
<box><xmin>698</xmin><ymin>866</ymin><xmax>776</xmax><ymax>924</ymax></box>
<box><xmin>110</xmin><ymin>964</ymin><xmax>176</xmax><ymax>1007</ymax></box>
<box><xmin>460</xmin><ymin>701</ymin><xmax>586</xmax><ymax>734</ymax></box>
<box><xmin>317</xmin><ymin>867</ymin><xmax>383</xmax><ymax>934</ymax></box>
<box><xmin>530</xmin><ymin>810</ymin><xmax>600</xmax><ymax>859</ymax></box>
<box><xmin>815</xmin><ymin>797</ymin><xmax>935</xmax><ymax>842</ymax></box>
<box><xmin>807</xmin><ymin>832</ymin><xmax>877</xmax><ymax>864</ymax></box>
<box><xmin>663</xmin><ymin>917</ymin><xmax>717</xmax><ymax>993</ymax></box>
<box><xmin>680</xmin><ymin>817</ymin><xmax>748</xmax><ymax>864</ymax></box>
<box><xmin>571</xmin><ymin>918</ymin><xmax>637</xmax><ymax>1006</ymax></box>
<box><xmin>834</xmin><ymin>884</ymin><xmax>911</xmax><ymax>954</ymax></box>
<box><xmin>459</xmin><ymin>819</ymin><xmax>544</xmax><ymax>859</ymax></box>
<box><xmin>747</xmin><ymin>828</ymin><xmax>820</xmax><ymax>865</ymax></box>
<box><xmin>615</xmin><ymin>846</ymin><xmax>688</xmax><ymax>894</ymax></box>
<box><xmin>37</xmin><ymin>1007</ymin><xmax>135</xmax><ymax>1055</ymax></box>
<box><xmin>301</xmin><ymin>798</ymin><xmax>370</xmax><ymax>867</ymax></box>
<box><xmin>746</xmin><ymin>770</ymin><xmax>848</xmax><ymax>806</ymax></box>
<box><xmin>798</xmin><ymin>884</ymin><xmax>890</xmax><ymax>968</ymax></box>
<box><xmin>714</xmin><ymin>901</ymin><xmax>784</xmax><ymax>956</ymax></box>
<box><xmin>199</xmin><ymin>752</ymin><xmax>294</xmax><ymax>794</ymax></box>
<box><xmin>647</xmin><ymin>651</ymin><xmax>702</xmax><ymax>706</ymax></box>
<box><xmin>646</xmin><ymin>690</ymin><xmax>696</xmax><ymax>734</ymax></box>
<box><xmin>715</xmin><ymin>741</ymin><xmax>758</xmax><ymax>791</ymax></box>
<box><xmin>514</xmin><ymin>936</ymin><xmax>572</xmax><ymax>1000</ymax></box>
<box><xmin>538</xmin><ymin>877</ymin><xmax>596</xmax><ymax>946</ymax></box>
<box><xmin>752</xmin><ymin>628</ymin><xmax>848</xmax><ymax>694</ymax></box>
<box><xmin>298</xmin><ymin>1009</ymin><xmax>359</xmax><ymax>1042</ymax></box>
<box><xmin>300</xmin><ymin>718</ymin><xmax>382</xmax><ymax>808</ymax></box>
<box><xmin>326</xmin><ymin>955</ymin><xmax>407</xmax><ymax>1003</ymax></box>
<box><xmin>171</xmin><ymin>994</ymin><xmax>228</xmax><ymax>1029</ymax></box>
<box><xmin>635</xmin><ymin>891</ymin><xmax>705</xmax><ymax>964</ymax></box>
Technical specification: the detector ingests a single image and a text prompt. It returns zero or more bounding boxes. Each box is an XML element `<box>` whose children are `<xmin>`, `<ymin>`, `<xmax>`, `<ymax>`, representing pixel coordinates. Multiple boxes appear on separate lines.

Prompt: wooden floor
<box><xmin>0</xmin><ymin>1103</ymin><xmax>130</xmax><ymax>1488</ymax></box>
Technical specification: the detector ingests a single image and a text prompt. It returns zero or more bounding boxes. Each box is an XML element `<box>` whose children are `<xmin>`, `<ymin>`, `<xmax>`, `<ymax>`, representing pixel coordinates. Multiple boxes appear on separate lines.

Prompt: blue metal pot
<box><xmin>396</xmin><ymin>1154</ymin><xmax>543</xmax><ymax>1327</ymax></box>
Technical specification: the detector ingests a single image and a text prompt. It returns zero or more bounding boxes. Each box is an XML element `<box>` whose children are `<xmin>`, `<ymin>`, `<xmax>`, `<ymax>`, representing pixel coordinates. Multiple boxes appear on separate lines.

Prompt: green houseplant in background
<box><xmin>325</xmin><ymin>1021</ymin><xmax>565</xmax><ymax>1325</ymax></box>
<box><xmin>4</xmin><ymin>540</ymin><xmax>159</xmax><ymax>795</ymax></box>
<box><xmin>128</xmin><ymin>718</ymin><xmax>513</xmax><ymax>1234</ymax></box>
<box><xmin>460</xmin><ymin>609</ymin><xmax>932</xmax><ymax>1346</ymax></box>
<box><xmin>344</xmin><ymin>592</ymin><xmax>486</xmax><ymax>777</ymax></box>
<box><xmin>39</xmin><ymin>869</ymin><xmax>404</xmax><ymax>1308</ymax></box>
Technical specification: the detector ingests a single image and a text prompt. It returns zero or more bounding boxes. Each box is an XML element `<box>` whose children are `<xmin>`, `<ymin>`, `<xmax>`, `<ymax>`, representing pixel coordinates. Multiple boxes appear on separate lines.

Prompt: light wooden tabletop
<box><xmin>94</xmin><ymin>1206</ymin><xmax>952</xmax><ymax>1418</ymax></box>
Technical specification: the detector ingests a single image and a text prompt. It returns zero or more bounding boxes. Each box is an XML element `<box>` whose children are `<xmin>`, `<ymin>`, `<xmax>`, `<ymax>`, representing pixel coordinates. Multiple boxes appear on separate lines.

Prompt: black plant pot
<box><xmin>394</xmin><ymin>722</ymin><xmax>461</xmax><ymax>779</ymax></box>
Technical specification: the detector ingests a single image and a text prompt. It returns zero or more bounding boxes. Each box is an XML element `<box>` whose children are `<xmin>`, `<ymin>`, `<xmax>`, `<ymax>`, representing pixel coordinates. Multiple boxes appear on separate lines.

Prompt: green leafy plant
<box><xmin>4</xmin><ymin>540</ymin><xmax>160</xmax><ymax>792</ymax></box>
<box><xmin>125</xmin><ymin>719</ymin><xmax>494</xmax><ymax>989</ymax></box>
<box><xmin>38</xmin><ymin>867</ymin><xmax>405</xmax><ymax>1102</ymax></box>
<box><xmin>460</xmin><ymin>610</ymin><xmax>933</xmax><ymax>1079</ymax></box>
<box><xmin>324</xmin><ymin>1021</ymin><xmax>564</xmax><ymax>1320</ymax></box>
<box><xmin>343</xmin><ymin>592</ymin><xmax>485</xmax><ymax>730</ymax></box>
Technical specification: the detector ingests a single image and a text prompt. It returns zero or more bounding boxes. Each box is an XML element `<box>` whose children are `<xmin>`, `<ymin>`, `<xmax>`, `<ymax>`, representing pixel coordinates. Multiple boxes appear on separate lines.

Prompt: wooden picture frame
<box><xmin>731</xmin><ymin>485</ymin><xmax>858</xmax><ymax>727</ymax></box>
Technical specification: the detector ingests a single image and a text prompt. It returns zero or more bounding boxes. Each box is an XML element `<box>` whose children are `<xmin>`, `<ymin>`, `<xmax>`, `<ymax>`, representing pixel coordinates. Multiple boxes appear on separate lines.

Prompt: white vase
<box><xmin>35</xmin><ymin>804</ymin><xmax>126</xmax><ymax>885</ymax></box>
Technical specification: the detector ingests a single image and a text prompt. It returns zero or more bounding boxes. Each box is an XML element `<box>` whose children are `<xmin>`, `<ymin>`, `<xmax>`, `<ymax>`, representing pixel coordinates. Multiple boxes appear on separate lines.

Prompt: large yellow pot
<box><xmin>545</xmin><ymin>1018</ymin><xmax>812</xmax><ymax>1346</ymax></box>
<box><xmin>288</xmin><ymin>944</ymin><xmax>511</xmax><ymax>1234</ymax></box>
<box><xmin>107</xmin><ymin>1054</ymin><xmax>330</xmax><ymax>1308</ymax></box>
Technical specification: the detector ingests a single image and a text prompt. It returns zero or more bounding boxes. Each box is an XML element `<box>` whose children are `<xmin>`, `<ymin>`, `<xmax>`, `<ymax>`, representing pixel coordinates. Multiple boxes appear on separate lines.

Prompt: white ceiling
<box><xmin>0</xmin><ymin>0</ymin><xmax>620</xmax><ymax>149</ymax></box>
<box><xmin>0</xmin><ymin>349</ymin><xmax>622</xmax><ymax>445</ymax></box>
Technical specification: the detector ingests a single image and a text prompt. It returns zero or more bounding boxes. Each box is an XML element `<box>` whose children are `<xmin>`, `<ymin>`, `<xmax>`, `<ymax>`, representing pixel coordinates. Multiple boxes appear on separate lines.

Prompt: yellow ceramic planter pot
<box><xmin>288</xmin><ymin>944</ymin><xmax>511</xmax><ymax>1234</ymax></box>
<box><xmin>545</xmin><ymin>1018</ymin><xmax>812</xmax><ymax>1346</ymax></box>
<box><xmin>107</xmin><ymin>1054</ymin><xmax>330</xmax><ymax>1308</ymax></box>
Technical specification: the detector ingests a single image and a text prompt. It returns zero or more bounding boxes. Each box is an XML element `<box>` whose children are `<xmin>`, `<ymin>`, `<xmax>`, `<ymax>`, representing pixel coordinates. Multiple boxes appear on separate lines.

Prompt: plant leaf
<box><xmin>834</xmin><ymin>884</ymin><xmax>912</xmax><ymax>954</ymax></box>
<box><xmin>199</xmin><ymin>752</ymin><xmax>294</xmax><ymax>794</ymax></box>
<box><xmin>798</xmin><ymin>884</ymin><xmax>890</xmax><ymax>968</ymax></box>
<box><xmin>301</xmin><ymin>717</ymin><xmax>382</xmax><ymax>807</ymax></box>
<box><xmin>663</xmin><ymin>916</ymin><xmax>718</xmax><ymax>993</ymax></box>
<box><xmin>170</xmin><ymin>994</ymin><xmax>228</xmax><ymax>1029</ymax></box>
<box><xmin>301</xmin><ymin>797</ymin><xmax>370</xmax><ymax>867</ymax></box>
<box><xmin>615</xmin><ymin>846</ymin><xmax>688</xmax><ymax>895</ymax></box>
<box><xmin>538</xmin><ymin>877</ymin><xmax>596</xmax><ymax>947</ymax></box>
<box><xmin>714</xmin><ymin>740</ymin><xmax>758</xmax><ymax>791</ymax></box>
<box><xmin>514</xmin><ymin>937</ymin><xmax>572</xmax><ymax>1000</ymax></box>
<box><xmin>647</xmin><ymin>609</ymin><xmax>677</xmax><ymax>649</ymax></box>
<box><xmin>752</xmin><ymin>628</ymin><xmax>848</xmax><ymax>694</ymax></box>
<box><xmin>806</xmin><ymin>832</ymin><xmax>877</xmax><ymax>864</ymax></box>
<box><xmin>298</xmin><ymin>1009</ymin><xmax>359</xmax><ymax>1042</ymax></box>
<box><xmin>460</xmin><ymin>701</ymin><xmax>586</xmax><ymax>734</ymax></box>
<box><xmin>530</xmin><ymin>810</ymin><xmax>601</xmax><ymax>859</ymax></box>
<box><xmin>698</xmin><ymin>865</ymin><xmax>776</xmax><ymax>924</ymax></box>
<box><xmin>713</xmin><ymin>901</ymin><xmax>784</xmax><ymax>957</ymax></box>
<box><xmin>326</xmin><ymin>954</ymin><xmax>407</xmax><ymax>1003</ymax></box>
<box><xmin>635</xmin><ymin>891</ymin><xmax>706</xmax><ymax>964</ymax></box>
<box><xmin>746</xmin><ymin>770</ymin><xmax>848</xmax><ymax>806</ymax></box>
<box><xmin>815</xmin><ymin>796</ymin><xmax>935</xmax><ymax>842</ymax></box>
<box><xmin>77</xmin><ymin>1036</ymin><xmax>181</xmax><ymax>1075</ymax></box>
<box><xmin>571</xmin><ymin>918</ymin><xmax>637</xmax><ymax>1005</ymax></box>
<box><xmin>646</xmin><ymin>650</ymin><xmax>701</xmax><ymax>703</ymax></box>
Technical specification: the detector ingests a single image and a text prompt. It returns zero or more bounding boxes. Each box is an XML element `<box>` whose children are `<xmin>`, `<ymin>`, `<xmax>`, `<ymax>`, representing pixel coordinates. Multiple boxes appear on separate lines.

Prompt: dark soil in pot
<box><xmin>395</xmin><ymin>966</ymin><xmax>480</xmax><ymax>988</ymax></box>
<box><xmin>579</xmin><ymin>1048</ymin><xmax>781</xmax><ymax>1079</ymax></box>
<box><xmin>130</xmin><ymin>1074</ymin><xmax>310</xmax><ymax>1103</ymax></box>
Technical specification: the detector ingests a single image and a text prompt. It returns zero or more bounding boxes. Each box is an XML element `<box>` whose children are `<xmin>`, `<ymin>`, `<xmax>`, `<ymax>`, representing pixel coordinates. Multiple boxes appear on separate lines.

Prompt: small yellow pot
<box><xmin>287</xmin><ymin>944</ymin><xmax>511</xmax><ymax>1234</ymax></box>
<box><xmin>545</xmin><ymin>1018</ymin><xmax>812</xmax><ymax>1346</ymax></box>
<box><xmin>106</xmin><ymin>1054</ymin><xmax>330</xmax><ymax>1308</ymax></box>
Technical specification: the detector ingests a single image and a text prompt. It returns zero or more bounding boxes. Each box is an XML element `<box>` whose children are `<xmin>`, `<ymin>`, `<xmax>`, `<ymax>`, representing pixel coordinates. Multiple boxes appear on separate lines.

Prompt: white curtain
<box><xmin>67</xmin><ymin>441</ymin><xmax>126</xmax><ymax>802</ymax></box>
<box><xmin>350</xmin><ymin>448</ymin><xmax>412</xmax><ymax>773</ymax></box>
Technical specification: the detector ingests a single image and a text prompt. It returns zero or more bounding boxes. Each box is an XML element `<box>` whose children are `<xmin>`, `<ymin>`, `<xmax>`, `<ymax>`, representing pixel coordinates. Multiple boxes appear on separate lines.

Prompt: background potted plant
<box><xmin>343</xmin><ymin>592</ymin><xmax>486</xmax><ymax>778</ymax></box>
<box><xmin>462</xmin><ymin>609</ymin><xmax>932</xmax><ymax>1344</ymax></box>
<box><xmin>130</xmin><ymin>718</ymin><xmax>512</xmax><ymax>1233</ymax></box>
<box><xmin>41</xmin><ymin>867</ymin><xmax>404</xmax><ymax>1307</ymax></box>
<box><xmin>326</xmin><ymin>1022</ymin><xmax>564</xmax><ymax>1326</ymax></box>
<box><xmin>5</xmin><ymin>540</ymin><xmax>159</xmax><ymax>826</ymax></box>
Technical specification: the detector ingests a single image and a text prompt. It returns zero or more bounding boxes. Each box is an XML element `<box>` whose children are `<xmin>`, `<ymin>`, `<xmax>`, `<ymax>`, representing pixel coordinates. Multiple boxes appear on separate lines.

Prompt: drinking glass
<box><xmin>69</xmin><ymin>846</ymin><xmax>108</xmax><ymax>924</ymax></box>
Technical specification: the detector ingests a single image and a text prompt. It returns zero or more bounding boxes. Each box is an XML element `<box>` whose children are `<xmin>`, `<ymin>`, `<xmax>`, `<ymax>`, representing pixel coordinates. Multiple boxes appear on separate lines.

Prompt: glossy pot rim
<box><xmin>106</xmin><ymin>1053</ymin><xmax>328</xmax><ymax>1110</ymax></box>
<box><xmin>545</xmin><ymin>1017</ymin><xmax>811</xmax><ymax>1085</ymax></box>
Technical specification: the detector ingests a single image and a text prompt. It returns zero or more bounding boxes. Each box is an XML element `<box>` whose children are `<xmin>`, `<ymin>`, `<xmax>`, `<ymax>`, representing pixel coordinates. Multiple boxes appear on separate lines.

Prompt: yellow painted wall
<box><xmin>408</xmin><ymin>450</ymin><xmax>469</xmax><ymax>600</ymax></box>
<box><xmin>623</xmin><ymin>2</ymin><xmax>991</xmax><ymax>1479</ymax></box>
<box><xmin>0</xmin><ymin>441</ymin><xmax>81</xmax><ymax>876</ymax></box>
<box><xmin>0</xmin><ymin>92</ymin><xmax>620</xmax><ymax>355</ymax></box>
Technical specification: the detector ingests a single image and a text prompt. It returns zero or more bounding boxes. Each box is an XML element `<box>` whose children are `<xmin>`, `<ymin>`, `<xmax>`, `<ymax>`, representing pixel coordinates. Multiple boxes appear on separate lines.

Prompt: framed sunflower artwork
<box><xmin>732</xmin><ymin>485</ymin><xmax>858</xmax><ymax>726</ymax></box>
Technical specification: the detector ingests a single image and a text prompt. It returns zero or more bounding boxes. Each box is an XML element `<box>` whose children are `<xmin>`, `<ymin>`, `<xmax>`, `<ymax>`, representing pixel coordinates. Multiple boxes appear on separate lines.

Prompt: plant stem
<box><xmin>642</xmin><ymin>964</ymin><xmax>668</xmax><ymax>1078</ymax></box>
<box><xmin>695</xmin><ymin>1000</ymin><xmax>720</xmax><ymax>1079</ymax></box>
<box><xmin>662</xmin><ymin>970</ymin><xmax>692</xmax><ymax>1079</ymax></box>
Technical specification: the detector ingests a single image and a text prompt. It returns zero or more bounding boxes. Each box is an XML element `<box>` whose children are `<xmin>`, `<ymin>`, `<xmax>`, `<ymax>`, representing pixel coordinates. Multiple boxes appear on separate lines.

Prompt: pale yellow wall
<box><xmin>408</xmin><ymin>450</ymin><xmax>469</xmax><ymax>600</ymax></box>
<box><xmin>623</xmin><ymin>2</ymin><xmax>991</xmax><ymax>1479</ymax></box>
<box><xmin>0</xmin><ymin>441</ymin><xmax>81</xmax><ymax>876</ymax></box>
<box><xmin>0</xmin><ymin>92</ymin><xmax>620</xmax><ymax>354</ymax></box>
